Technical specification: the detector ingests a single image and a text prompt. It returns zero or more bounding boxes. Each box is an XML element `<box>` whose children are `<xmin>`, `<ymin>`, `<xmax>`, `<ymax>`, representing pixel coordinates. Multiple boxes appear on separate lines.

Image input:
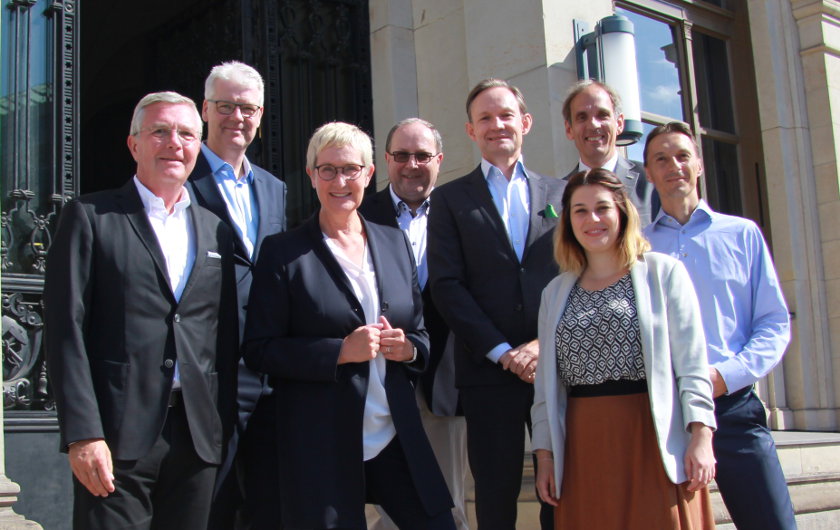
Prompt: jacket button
<box><xmin>173</xmin><ymin>314</ymin><xmax>181</xmax><ymax>323</ymax></box>
<box><xmin>164</xmin><ymin>359</ymin><xmax>174</xmax><ymax>368</ymax></box>
<box><xmin>515</xmin><ymin>304</ymin><xmax>523</xmax><ymax>311</ymax></box>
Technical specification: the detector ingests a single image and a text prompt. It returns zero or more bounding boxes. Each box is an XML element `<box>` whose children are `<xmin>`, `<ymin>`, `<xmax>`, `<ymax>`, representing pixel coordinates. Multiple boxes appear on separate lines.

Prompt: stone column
<box><xmin>749</xmin><ymin>0</ymin><xmax>840</xmax><ymax>430</ymax></box>
<box><xmin>0</xmin><ymin>400</ymin><xmax>41</xmax><ymax>528</ymax></box>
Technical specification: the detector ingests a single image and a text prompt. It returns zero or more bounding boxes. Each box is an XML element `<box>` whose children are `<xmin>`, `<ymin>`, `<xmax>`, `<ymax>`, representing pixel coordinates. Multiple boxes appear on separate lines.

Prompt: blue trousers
<box><xmin>713</xmin><ymin>387</ymin><xmax>796</xmax><ymax>530</ymax></box>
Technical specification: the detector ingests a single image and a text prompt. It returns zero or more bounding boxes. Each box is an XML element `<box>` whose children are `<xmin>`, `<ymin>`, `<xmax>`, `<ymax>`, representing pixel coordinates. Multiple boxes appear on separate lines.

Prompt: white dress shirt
<box><xmin>133</xmin><ymin>176</ymin><xmax>196</xmax><ymax>387</ymax></box>
<box><xmin>323</xmin><ymin>236</ymin><xmax>396</xmax><ymax>460</ymax></box>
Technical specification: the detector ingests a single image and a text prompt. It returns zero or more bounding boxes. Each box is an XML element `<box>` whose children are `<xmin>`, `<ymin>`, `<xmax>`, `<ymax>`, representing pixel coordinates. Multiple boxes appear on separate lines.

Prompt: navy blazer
<box><xmin>243</xmin><ymin>213</ymin><xmax>452</xmax><ymax>528</ymax></box>
<box><xmin>188</xmin><ymin>151</ymin><xmax>286</xmax><ymax>419</ymax></box>
<box><xmin>564</xmin><ymin>156</ymin><xmax>660</xmax><ymax>227</ymax></box>
<box><xmin>44</xmin><ymin>180</ymin><xmax>238</xmax><ymax>464</ymax></box>
<box><xmin>359</xmin><ymin>187</ymin><xmax>459</xmax><ymax>416</ymax></box>
<box><xmin>428</xmin><ymin>165</ymin><xmax>565</xmax><ymax>388</ymax></box>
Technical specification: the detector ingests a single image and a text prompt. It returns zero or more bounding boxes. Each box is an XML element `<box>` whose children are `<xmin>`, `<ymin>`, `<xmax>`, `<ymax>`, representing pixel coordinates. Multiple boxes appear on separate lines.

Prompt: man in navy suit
<box><xmin>44</xmin><ymin>91</ymin><xmax>238</xmax><ymax>529</ymax></box>
<box><xmin>428</xmin><ymin>79</ymin><xmax>565</xmax><ymax>530</ymax></box>
<box><xmin>361</xmin><ymin>118</ymin><xmax>469</xmax><ymax>530</ymax></box>
<box><xmin>562</xmin><ymin>80</ymin><xmax>659</xmax><ymax>227</ymax></box>
<box><xmin>187</xmin><ymin>61</ymin><xmax>286</xmax><ymax>529</ymax></box>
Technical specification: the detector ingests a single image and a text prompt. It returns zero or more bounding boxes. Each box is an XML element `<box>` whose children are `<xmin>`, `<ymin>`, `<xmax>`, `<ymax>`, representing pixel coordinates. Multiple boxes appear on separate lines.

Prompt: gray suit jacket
<box><xmin>564</xmin><ymin>156</ymin><xmax>659</xmax><ymax>228</ymax></box>
<box><xmin>531</xmin><ymin>252</ymin><xmax>716</xmax><ymax>492</ymax></box>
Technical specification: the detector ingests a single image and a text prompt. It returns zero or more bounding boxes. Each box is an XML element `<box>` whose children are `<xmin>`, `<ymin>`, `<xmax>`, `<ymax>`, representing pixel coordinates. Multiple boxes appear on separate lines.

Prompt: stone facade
<box><xmin>369</xmin><ymin>0</ymin><xmax>840</xmax><ymax>431</ymax></box>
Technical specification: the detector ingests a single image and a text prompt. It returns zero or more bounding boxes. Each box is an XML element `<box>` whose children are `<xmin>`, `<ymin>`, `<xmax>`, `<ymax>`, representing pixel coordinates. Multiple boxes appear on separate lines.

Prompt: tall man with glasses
<box><xmin>361</xmin><ymin>118</ymin><xmax>470</xmax><ymax>530</ymax></box>
<box><xmin>428</xmin><ymin>79</ymin><xmax>565</xmax><ymax>530</ymax></box>
<box><xmin>44</xmin><ymin>92</ymin><xmax>238</xmax><ymax>529</ymax></box>
<box><xmin>187</xmin><ymin>61</ymin><xmax>287</xmax><ymax>529</ymax></box>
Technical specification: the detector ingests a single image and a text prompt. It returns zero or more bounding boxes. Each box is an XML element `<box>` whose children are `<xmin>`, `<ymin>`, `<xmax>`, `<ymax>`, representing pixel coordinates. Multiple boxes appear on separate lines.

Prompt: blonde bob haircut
<box><xmin>554</xmin><ymin>168</ymin><xmax>650</xmax><ymax>274</ymax></box>
<box><xmin>306</xmin><ymin>121</ymin><xmax>373</xmax><ymax>171</ymax></box>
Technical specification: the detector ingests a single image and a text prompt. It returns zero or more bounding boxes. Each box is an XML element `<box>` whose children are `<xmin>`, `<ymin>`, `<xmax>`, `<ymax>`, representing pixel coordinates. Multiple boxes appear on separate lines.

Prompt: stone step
<box><xmin>465</xmin><ymin>431</ymin><xmax>840</xmax><ymax>529</ymax></box>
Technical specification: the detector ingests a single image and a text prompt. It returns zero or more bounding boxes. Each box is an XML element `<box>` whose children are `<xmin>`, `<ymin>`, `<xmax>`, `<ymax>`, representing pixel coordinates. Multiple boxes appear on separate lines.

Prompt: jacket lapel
<box><xmin>190</xmin><ymin>152</ymin><xmax>251</xmax><ymax>263</ymax></box>
<box><xmin>115</xmin><ymin>180</ymin><xmax>174</xmax><ymax>300</ymax></box>
<box><xmin>524</xmin><ymin>170</ymin><xmax>548</xmax><ymax>255</ymax></box>
<box><xmin>177</xmin><ymin>202</ymin><xmax>208</xmax><ymax>303</ymax></box>
<box><xmin>305</xmin><ymin>214</ymin><xmax>363</xmax><ymax>316</ymax></box>
<box><xmin>629</xmin><ymin>258</ymin><xmax>654</xmax><ymax>378</ymax></box>
<box><xmin>466</xmin><ymin>167</ymin><xmax>517</xmax><ymax>258</ymax></box>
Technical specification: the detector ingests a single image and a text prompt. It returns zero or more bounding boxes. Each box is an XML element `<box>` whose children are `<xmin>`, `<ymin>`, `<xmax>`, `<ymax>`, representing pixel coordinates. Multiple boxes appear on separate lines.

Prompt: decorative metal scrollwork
<box><xmin>2</xmin><ymin>292</ymin><xmax>51</xmax><ymax>411</ymax></box>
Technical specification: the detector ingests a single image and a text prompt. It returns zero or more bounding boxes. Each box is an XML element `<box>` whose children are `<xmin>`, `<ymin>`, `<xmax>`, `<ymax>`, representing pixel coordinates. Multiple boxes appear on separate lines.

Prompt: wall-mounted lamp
<box><xmin>574</xmin><ymin>15</ymin><xmax>642</xmax><ymax>146</ymax></box>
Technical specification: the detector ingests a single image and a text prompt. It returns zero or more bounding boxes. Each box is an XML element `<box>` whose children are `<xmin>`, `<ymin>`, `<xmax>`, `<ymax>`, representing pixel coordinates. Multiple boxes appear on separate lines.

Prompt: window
<box><xmin>618</xmin><ymin>1</ymin><xmax>766</xmax><ymax>226</ymax></box>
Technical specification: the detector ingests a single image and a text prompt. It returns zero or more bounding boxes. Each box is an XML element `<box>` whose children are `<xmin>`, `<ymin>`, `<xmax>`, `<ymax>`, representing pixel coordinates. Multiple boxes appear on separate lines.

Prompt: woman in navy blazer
<box><xmin>243</xmin><ymin>122</ymin><xmax>454</xmax><ymax>530</ymax></box>
<box><xmin>531</xmin><ymin>169</ymin><xmax>716</xmax><ymax>529</ymax></box>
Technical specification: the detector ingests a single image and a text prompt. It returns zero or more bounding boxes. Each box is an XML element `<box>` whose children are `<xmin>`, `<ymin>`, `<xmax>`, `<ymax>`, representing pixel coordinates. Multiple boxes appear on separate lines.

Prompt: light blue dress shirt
<box><xmin>481</xmin><ymin>158</ymin><xmax>531</xmax><ymax>363</ymax></box>
<box><xmin>201</xmin><ymin>143</ymin><xmax>260</xmax><ymax>259</ymax></box>
<box><xmin>644</xmin><ymin>200</ymin><xmax>790</xmax><ymax>394</ymax></box>
<box><xmin>388</xmin><ymin>185</ymin><xmax>430</xmax><ymax>290</ymax></box>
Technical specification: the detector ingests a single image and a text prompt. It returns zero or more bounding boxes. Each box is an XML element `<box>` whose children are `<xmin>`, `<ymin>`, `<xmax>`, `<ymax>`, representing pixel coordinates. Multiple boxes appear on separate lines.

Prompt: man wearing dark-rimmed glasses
<box><xmin>361</xmin><ymin>118</ymin><xmax>470</xmax><ymax>530</ymax></box>
<box><xmin>188</xmin><ymin>60</ymin><xmax>287</xmax><ymax>530</ymax></box>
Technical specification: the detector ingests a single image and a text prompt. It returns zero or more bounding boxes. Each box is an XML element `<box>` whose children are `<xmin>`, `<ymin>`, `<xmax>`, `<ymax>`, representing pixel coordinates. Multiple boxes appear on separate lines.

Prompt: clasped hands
<box><xmin>339</xmin><ymin>315</ymin><xmax>414</xmax><ymax>364</ymax></box>
<box><xmin>499</xmin><ymin>339</ymin><xmax>539</xmax><ymax>384</ymax></box>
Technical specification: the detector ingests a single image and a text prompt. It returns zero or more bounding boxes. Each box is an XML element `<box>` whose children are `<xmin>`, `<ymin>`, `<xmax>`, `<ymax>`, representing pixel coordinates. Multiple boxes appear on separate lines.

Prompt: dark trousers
<box><xmin>713</xmin><ymin>387</ymin><xmax>796</xmax><ymax>530</ymax></box>
<box><xmin>365</xmin><ymin>437</ymin><xmax>456</xmax><ymax>530</ymax></box>
<box><xmin>73</xmin><ymin>399</ymin><xmax>217</xmax><ymax>530</ymax></box>
<box><xmin>461</xmin><ymin>384</ymin><xmax>552</xmax><ymax>530</ymax></box>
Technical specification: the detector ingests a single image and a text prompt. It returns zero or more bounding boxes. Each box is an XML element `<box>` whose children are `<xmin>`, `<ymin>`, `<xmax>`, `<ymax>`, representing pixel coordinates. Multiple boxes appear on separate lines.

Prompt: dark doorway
<box><xmin>79</xmin><ymin>0</ymin><xmax>374</xmax><ymax>227</ymax></box>
<box><xmin>4</xmin><ymin>0</ymin><xmax>372</xmax><ymax>527</ymax></box>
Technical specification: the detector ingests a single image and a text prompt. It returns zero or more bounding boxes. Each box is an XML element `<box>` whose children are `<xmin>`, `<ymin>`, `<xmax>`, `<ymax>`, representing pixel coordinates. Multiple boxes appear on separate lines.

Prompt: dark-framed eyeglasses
<box><xmin>207</xmin><ymin>99</ymin><xmax>262</xmax><ymax>118</ymax></box>
<box><xmin>388</xmin><ymin>151</ymin><xmax>438</xmax><ymax>164</ymax></box>
<box><xmin>315</xmin><ymin>164</ymin><xmax>365</xmax><ymax>181</ymax></box>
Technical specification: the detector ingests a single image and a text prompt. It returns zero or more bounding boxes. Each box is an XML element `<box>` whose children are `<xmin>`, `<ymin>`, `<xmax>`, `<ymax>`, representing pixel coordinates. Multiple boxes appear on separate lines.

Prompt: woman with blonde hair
<box><xmin>531</xmin><ymin>168</ymin><xmax>716</xmax><ymax>528</ymax></box>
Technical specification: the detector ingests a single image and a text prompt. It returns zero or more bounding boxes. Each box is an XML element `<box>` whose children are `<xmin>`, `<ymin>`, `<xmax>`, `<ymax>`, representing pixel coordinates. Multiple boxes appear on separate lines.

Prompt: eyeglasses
<box><xmin>388</xmin><ymin>151</ymin><xmax>438</xmax><ymax>164</ymax></box>
<box><xmin>314</xmin><ymin>164</ymin><xmax>365</xmax><ymax>181</ymax></box>
<box><xmin>207</xmin><ymin>100</ymin><xmax>262</xmax><ymax>118</ymax></box>
<box><xmin>140</xmin><ymin>127</ymin><xmax>200</xmax><ymax>144</ymax></box>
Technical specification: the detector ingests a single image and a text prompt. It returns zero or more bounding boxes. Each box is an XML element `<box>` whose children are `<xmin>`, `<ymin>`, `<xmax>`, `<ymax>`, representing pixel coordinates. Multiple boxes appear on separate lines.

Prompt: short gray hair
<box><xmin>384</xmin><ymin>118</ymin><xmax>443</xmax><ymax>153</ymax></box>
<box><xmin>204</xmin><ymin>61</ymin><xmax>265</xmax><ymax>106</ymax></box>
<box><xmin>306</xmin><ymin>122</ymin><xmax>373</xmax><ymax>171</ymax></box>
<box><xmin>129</xmin><ymin>91</ymin><xmax>202</xmax><ymax>136</ymax></box>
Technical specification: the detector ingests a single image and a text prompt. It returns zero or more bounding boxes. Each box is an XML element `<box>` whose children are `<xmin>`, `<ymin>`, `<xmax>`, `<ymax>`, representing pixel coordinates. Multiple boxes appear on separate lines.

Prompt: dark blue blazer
<box><xmin>360</xmin><ymin>187</ymin><xmax>460</xmax><ymax>416</ymax></box>
<box><xmin>243</xmin><ymin>213</ymin><xmax>452</xmax><ymax>528</ymax></box>
<box><xmin>44</xmin><ymin>180</ymin><xmax>238</xmax><ymax>464</ymax></box>
<box><xmin>427</xmin><ymin>165</ymin><xmax>565</xmax><ymax>388</ymax></box>
<box><xmin>188</xmin><ymin>151</ymin><xmax>286</xmax><ymax>416</ymax></box>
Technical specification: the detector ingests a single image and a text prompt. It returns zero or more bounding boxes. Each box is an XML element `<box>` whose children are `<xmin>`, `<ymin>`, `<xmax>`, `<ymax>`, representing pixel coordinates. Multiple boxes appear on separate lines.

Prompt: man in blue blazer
<box><xmin>428</xmin><ymin>79</ymin><xmax>565</xmax><ymax>530</ymax></box>
<box><xmin>187</xmin><ymin>61</ymin><xmax>287</xmax><ymax>529</ymax></box>
<box><xmin>562</xmin><ymin>80</ymin><xmax>659</xmax><ymax>227</ymax></box>
<box><xmin>44</xmin><ymin>92</ymin><xmax>238</xmax><ymax>529</ymax></box>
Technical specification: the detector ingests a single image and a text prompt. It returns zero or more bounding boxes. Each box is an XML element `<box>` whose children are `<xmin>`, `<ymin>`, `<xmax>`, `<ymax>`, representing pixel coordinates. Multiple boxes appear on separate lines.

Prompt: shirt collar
<box><xmin>201</xmin><ymin>143</ymin><xmax>254</xmax><ymax>184</ymax></box>
<box><xmin>480</xmin><ymin>157</ymin><xmax>527</xmax><ymax>182</ymax></box>
<box><xmin>651</xmin><ymin>198</ymin><xmax>714</xmax><ymax>228</ymax></box>
<box><xmin>133</xmin><ymin>175</ymin><xmax>191</xmax><ymax>217</ymax></box>
<box><xmin>577</xmin><ymin>152</ymin><xmax>619</xmax><ymax>173</ymax></box>
<box><xmin>388</xmin><ymin>185</ymin><xmax>431</xmax><ymax>215</ymax></box>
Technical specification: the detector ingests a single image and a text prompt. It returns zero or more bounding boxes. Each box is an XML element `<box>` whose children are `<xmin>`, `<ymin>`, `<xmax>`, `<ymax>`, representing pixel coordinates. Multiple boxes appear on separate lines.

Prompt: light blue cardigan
<box><xmin>531</xmin><ymin>252</ymin><xmax>716</xmax><ymax>493</ymax></box>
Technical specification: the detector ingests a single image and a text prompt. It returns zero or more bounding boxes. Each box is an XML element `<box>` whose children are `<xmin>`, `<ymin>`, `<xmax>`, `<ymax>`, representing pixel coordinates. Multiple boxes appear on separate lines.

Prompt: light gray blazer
<box><xmin>531</xmin><ymin>252</ymin><xmax>716</xmax><ymax>493</ymax></box>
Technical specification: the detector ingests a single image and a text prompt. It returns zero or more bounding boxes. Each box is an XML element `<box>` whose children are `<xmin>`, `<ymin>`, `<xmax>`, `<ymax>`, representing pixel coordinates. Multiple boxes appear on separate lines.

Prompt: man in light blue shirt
<box><xmin>643</xmin><ymin>122</ymin><xmax>795</xmax><ymax>529</ymax></box>
<box><xmin>188</xmin><ymin>61</ymin><xmax>287</xmax><ymax>530</ymax></box>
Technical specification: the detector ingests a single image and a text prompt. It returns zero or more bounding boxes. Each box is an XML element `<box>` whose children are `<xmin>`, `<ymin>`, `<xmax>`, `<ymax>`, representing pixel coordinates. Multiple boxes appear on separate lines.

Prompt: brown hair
<box><xmin>643</xmin><ymin>121</ymin><xmax>698</xmax><ymax>166</ymax></box>
<box><xmin>465</xmin><ymin>78</ymin><xmax>528</xmax><ymax>121</ymax></box>
<box><xmin>561</xmin><ymin>80</ymin><xmax>621</xmax><ymax>124</ymax></box>
<box><xmin>554</xmin><ymin>168</ymin><xmax>650</xmax><ymax>274</ymax></box>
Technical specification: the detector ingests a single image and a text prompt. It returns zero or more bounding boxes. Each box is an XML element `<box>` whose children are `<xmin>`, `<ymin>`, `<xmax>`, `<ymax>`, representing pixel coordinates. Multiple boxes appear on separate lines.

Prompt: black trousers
<box><xmin>73</xmin><ymin>399</ymin><xmax>217</xmax><ymax>530</ymax></box>
<box><xmin>713</xmin><ymin>387</ymin><xmax>796</xmax><ymax>530</ymax></box>
<box><xmin>460</xmin><ymin>384</ymin><xmax>553</xmax><ymax>530</ymax></box>
<box><xmin>364</xmin><ymin>437</ymin><xmax>456</xmax><ymax>530</ymax></box>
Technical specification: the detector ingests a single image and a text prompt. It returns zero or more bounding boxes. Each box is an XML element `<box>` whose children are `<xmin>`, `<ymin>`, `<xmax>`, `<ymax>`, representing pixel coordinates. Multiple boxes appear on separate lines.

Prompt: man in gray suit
<box><xmin>562</xmin><ymin>80</ymin><xmax>659</xmax><ymax>226</ymax></box>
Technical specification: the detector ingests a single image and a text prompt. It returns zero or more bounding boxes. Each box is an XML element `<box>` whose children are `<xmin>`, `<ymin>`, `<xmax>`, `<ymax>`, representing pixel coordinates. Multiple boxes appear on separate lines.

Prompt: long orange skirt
<box><xmin>553</xmin><ymin>392</ymin><xmax>714</xmax><ymax>529</ymax></box>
